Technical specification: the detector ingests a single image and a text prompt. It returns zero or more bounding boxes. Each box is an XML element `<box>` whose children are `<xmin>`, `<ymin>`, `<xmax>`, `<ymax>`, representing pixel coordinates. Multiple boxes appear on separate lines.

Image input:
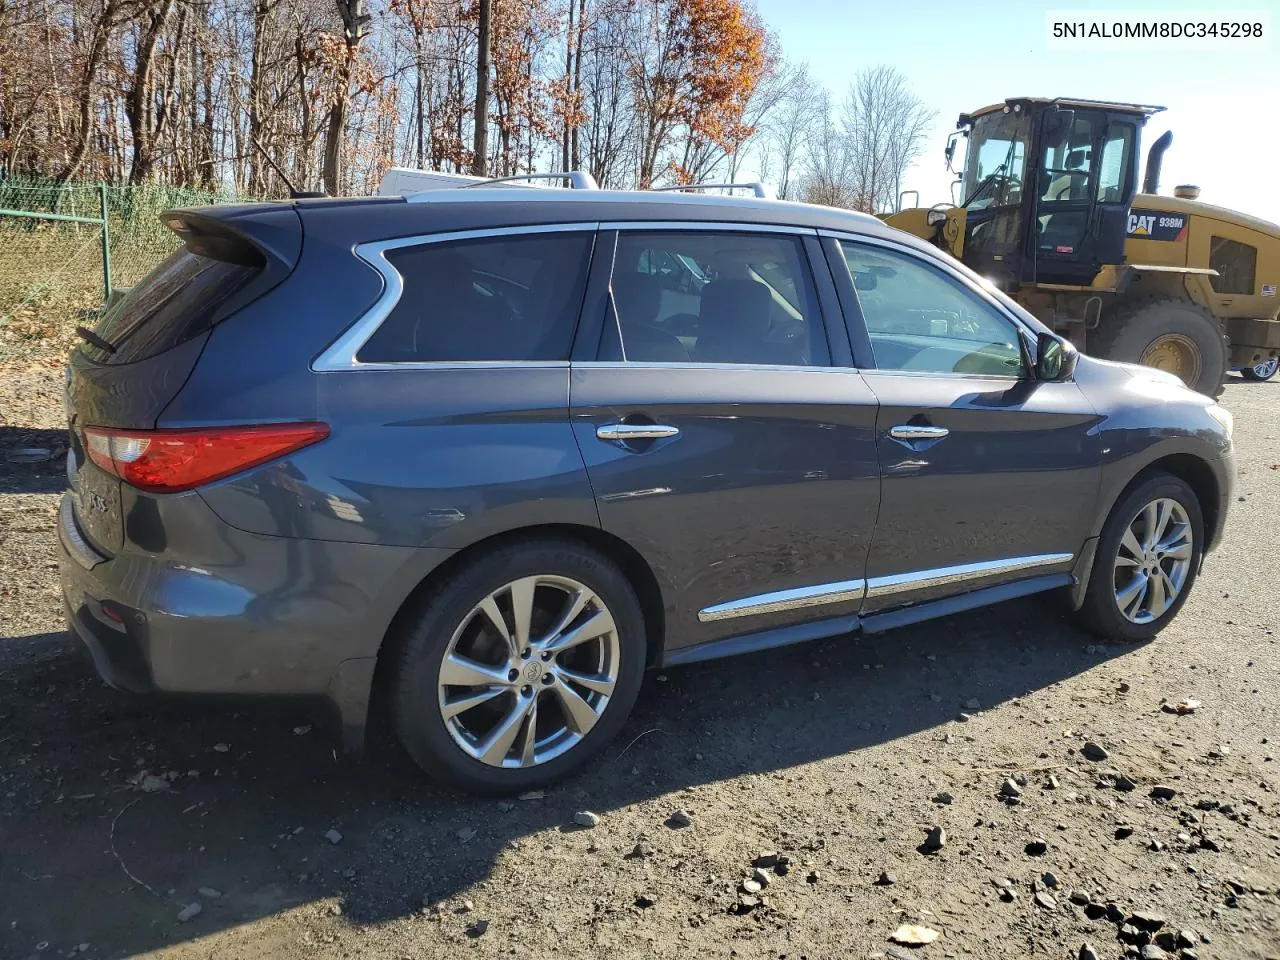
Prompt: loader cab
<box><xmin>956</xmin><ymin>98</ymin><xmax>1162</xmax><ymax>290</ymax></box>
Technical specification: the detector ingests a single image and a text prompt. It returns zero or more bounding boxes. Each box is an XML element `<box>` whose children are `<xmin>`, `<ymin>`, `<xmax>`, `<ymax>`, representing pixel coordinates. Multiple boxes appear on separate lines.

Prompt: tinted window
<box><xmin>1039</xmin><ymin>116</ymin><xmax>1096</xmax><ymax>203</ymax></box>
<box><xmin>1209</xmin><ymin>237</ymin><xmax>1257</xmax><ymax>295</ymax></box>
<box><xmin>358</xmin><ymin>231</ymin><xmax>594</xmax><ymax>362</ymax></box>
<box><xmin>80</xmin><ymin>248</ymin><xmax>262</xmax><ymax>364</ymax></box>
<box><xmin>1097</xmin><ymin>124</ymin><xmax>1134</xmax><ymax>203</ymax></box>
<box><xmin>605</xmin><ymin>231</ymin><xmax>828</xmax><ymax>367</ymax></box>
<box><xmin>839</xmin><ymin>241</ymin><xmax>1025</xmax><ymax>377</ymax></box>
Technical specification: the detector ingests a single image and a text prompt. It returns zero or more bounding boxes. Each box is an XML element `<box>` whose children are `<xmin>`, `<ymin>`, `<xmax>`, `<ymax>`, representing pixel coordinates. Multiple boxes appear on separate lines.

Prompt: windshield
<box><xmin>961</xmin><ymin>109</ymin><xmax>1032</xmax><ymax>210</ymax></box>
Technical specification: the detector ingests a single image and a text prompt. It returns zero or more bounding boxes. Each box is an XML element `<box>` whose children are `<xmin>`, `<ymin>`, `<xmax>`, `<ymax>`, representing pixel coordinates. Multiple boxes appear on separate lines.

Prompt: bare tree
<box><xmin>0</xmin><ymin>0</ymin><xmax>858</xmax><ymax>200</ymax></box>
<box><xmin>841</xmin><ymin>64</ymin><xmax>934</xmax><ymax>212</ymax></box>
<box><xmin>321</xmin><ymin>0</ymin><xmax>369</xmax><ymax>195</ymax></box>
<box><xmin>757</xmin><ymin>59</ymin><xmax>816</xmax><ymax>199</ymax></box>
<box><xmin>801</xmin><ymin>91</ymin><xmax>862</xmax><ymax>208</ymax></box>
<box><xmin>470</xmin><ymin>0</ymin><xmax>490</xmax><ymax>175</ymax></box>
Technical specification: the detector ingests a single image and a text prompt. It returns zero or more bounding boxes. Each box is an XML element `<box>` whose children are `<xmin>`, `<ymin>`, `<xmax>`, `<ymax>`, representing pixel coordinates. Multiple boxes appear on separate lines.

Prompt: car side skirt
<box><xmin>663</xmin><ymin>572</ymin><xmax>1074</xmax><ymax>668</ymax></box>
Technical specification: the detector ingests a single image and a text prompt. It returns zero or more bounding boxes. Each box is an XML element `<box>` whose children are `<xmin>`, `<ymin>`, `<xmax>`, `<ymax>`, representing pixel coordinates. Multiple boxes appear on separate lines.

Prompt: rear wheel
<box><xmin>1091</xmin><ymin>297</ymin><xmax>1227</xmax><ymax>397</ymax></box>
<box><xmin>392</xmin><ymin>539</ymin><xmax>647</xmax><ymax>794</ymax></box>
<box><xmin>1075</xmin><ymin>472</ymin><xmax>1204</xmax><ymax>642</ymax></box>
<box><xmin>1242</xmin><ymin>356</ymin><xmax>1279</xmax><ymax>381</ymax></box>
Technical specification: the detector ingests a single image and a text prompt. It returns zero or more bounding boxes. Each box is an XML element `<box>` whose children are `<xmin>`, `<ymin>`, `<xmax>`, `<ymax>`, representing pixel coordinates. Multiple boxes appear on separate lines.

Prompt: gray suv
<box><xmin>59</xmin><ymin>182</ymin><xmax>1235</xmax><ymax>793</ymax></box>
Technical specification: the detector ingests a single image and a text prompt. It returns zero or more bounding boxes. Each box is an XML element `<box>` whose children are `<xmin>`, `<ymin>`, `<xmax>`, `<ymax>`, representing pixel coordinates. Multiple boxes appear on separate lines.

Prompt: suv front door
<box><xmin>828</xmin><ymin>234</ymin><xmax>1103</xmax><ymax>615</ymax></box>
<box><xmin>569</xmin><ymin>225</ymin><xmax>881</xmax><ymax>660</ymax></box>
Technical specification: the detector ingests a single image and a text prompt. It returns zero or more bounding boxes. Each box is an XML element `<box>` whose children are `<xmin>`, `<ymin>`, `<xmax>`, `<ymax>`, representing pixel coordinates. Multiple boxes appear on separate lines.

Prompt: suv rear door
<box><xmin>569</xmin><ymin>224</ymin><xmax>881</xmax><ymax>661</ymax></box>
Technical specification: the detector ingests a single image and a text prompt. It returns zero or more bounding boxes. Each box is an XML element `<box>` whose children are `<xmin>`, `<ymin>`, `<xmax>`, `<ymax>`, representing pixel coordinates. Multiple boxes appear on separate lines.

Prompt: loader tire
<box><xmin>1090</xmin><ymin>297</ymin><xmax>1227</xmax><ymax>398</ymax></box>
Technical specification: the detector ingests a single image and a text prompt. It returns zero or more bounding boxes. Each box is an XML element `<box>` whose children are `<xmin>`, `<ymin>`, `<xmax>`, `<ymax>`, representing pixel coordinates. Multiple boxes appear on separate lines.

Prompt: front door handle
<box><xmin>889</xmin><ymin>425</ymin><xmax>949</xmax><ymax>441</ymax></box>
<box><xmin>596</xmin><ymin>423</ymin><xmax>680</xmax><ymax>442</ymax></box>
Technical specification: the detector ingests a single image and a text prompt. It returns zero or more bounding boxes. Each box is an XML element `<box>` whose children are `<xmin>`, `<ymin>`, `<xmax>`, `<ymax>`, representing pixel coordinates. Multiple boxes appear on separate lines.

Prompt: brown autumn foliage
<box><xmin>0</xmin><ymin>0</ymin><xmax>775</xmax><ymax>195</ymax></box>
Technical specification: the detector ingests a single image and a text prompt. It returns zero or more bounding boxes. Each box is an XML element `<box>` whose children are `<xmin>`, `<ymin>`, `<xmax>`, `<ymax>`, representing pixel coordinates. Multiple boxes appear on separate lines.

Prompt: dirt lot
<box><xmin>1</xmin><ymin>365</ymin><xmax>1277</xmax><ymax>960</ymax></box>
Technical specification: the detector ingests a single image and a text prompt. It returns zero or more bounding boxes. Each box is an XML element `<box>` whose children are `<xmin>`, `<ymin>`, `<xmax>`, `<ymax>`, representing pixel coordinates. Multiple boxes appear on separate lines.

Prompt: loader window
<box><xmin>962</xmin><ymin>110</ymin><xmax>1031</xmax><ymax>210</ymax></box>
<box><xmin>1209</xmin><ymin>237</ymin><xmax>1257</xmax><ymax>295</ymax></box>
<box><xmin>1097</xmin><ymin>124</ymin><xmax>1134</xmax><ymax>203</ymax></box>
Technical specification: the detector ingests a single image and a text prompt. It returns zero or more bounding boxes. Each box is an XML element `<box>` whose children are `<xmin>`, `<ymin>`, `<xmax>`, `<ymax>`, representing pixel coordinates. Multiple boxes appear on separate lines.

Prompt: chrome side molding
<box><xmin>696</xmin><ymin>553</ymin><xmax>1074</xmax><ymax>623</ymax></box>
<box><xmin>698</xmin><ymin>578</ymin><xmax>866</xmax><ymax>623</ymax></box>
<box><xmin>865</xmin><ymin>553</ymin><xmax>1074</xmax><ymax>599</ymax></box>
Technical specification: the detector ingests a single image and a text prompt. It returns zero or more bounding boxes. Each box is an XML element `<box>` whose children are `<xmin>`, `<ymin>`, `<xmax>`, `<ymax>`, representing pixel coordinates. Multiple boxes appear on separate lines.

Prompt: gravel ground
<box><xmin>1</xmin><ymin>366</ymin><xmax>1277</xmax><ymax>960</ymax></box>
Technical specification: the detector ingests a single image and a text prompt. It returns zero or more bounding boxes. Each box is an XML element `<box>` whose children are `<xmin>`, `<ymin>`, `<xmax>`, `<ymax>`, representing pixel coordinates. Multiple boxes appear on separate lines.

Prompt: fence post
<box><xmin>99</xmin><ymin>182</ymin><xmax>112</xmax><ymax>304</ymax></box>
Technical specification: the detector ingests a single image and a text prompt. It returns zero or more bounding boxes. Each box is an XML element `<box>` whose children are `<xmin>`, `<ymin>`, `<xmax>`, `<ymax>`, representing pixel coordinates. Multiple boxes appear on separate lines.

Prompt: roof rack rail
<box><xmin>461</xmin><ymin>171</ymin><xmax>599</xmax><ymax>190</ymax></box>
<box><xmin>650</xmin><ymin>182</ymin><xmax>774</xmax><ymax>199</ymax></box>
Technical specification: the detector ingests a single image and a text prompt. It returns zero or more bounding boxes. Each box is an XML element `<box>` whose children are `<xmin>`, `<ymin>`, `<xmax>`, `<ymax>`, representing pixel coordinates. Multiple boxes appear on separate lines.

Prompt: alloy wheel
<box><xmin>1251</xmin><ymin>356</ymin><xmax>1279</xmax><ymax>380</ymax></box>
<box><xmin>1112</xmin><ymin>497</ymin><xmax>1194</xmax><ymax>624</ymax></box>
<box><xmin>436</xmin><ymin>575</ymin><xmax>620</xmax><ymax>768</ymax></box>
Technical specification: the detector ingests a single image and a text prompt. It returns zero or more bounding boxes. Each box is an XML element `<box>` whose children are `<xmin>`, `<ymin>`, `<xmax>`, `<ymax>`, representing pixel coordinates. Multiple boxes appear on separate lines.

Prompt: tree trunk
<box><xmin>561</xmin><ymin>0</ymin><xmax>573</xmax><ymax>171</ymax></box>
<box><xmin>470</xmin><ymin>0</ymin><xmax>490</xmax><ymax>176</ymax></box>
<box><xmin>56</xmin><ymin>0</ymin><xmax>116</xmax><ymax>184</ymax></box>
<box><xmin>414</xmin><ymin>30</ymin><xmax>426</xmax><ymax>168</ymax></box>
<box><xmin>322</xmin><ymin>0</ymin><xmax>368</xmax><ymax>195</ymax></box>
<box><xmin>570</xmin><ymin>0</ymin><xmax>585</xmax><ymax>169</ymax></box>
<box><xmin>248</xmin><ymin>0</ymin><xmax>271</xmax><ymax>193</ymax></box>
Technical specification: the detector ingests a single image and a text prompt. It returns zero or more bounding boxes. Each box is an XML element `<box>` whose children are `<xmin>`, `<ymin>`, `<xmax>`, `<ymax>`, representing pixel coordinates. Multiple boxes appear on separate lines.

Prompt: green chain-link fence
<box><xmin>0</xmin><ymin>178</ymin><xmax>254</xmax><ymax>364</ymax></box>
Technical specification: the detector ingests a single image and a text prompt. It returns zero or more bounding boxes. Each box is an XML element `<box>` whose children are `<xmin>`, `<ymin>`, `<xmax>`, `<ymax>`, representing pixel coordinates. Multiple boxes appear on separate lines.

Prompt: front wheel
<box><xmin>1075</xmin><ymin>473</ymin><xmax>1204</xmax><ymax>642</ymax></box>
<box><xmin>391</xmin><ymin>539</ymin><xmax>647</xmax><ymax>794</ymax></box>
<box><xmin>1242</xmin><ymin>356</ymin><xmax>1279</xmax><ymax>381</ymax></box>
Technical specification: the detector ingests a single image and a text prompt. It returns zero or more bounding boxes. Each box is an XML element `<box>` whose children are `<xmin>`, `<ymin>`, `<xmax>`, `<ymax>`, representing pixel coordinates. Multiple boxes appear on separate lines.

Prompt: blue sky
<box><xmin>750</xmin><ymin>0</ymin><xmax>1280</xmax><ymax>224</ymax></box>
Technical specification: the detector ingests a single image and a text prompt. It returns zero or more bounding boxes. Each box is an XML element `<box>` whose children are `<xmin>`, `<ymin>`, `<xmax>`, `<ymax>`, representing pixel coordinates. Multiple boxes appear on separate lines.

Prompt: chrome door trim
<box><xmin>596</xmin><ymin>423</ymin><xmax>680</xmax><ymax>441</ymax></box>
<box><xmin>602</xmin><ymin>220</ymin><xmax>818</xmax><ymax>235</ymax></box>
<box><xmin>865</xmin><ymin>553</ymin><xmax>1074</xmax><ymax>600</ymax></box>
<box><xmin>698</xmin><ymin>578</ymin><xmax>866</xmax><ymax>623</ymax></box>
<box><xmin>572</xmin><ymin>360</ymin><xmax>844</xmax><ymax>374</ymax></box>
<box><xmin>312</xmin><ymin>222</ymin><xmax>600</xmax><ymax>372</ymax></box>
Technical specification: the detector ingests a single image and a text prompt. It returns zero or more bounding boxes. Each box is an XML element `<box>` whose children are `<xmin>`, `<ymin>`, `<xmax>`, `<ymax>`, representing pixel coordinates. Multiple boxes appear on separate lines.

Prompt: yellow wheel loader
<box><xmin>885</xmin><ymin>97</ymin><xmax>1280</xmax><ymax>396</ymax></box>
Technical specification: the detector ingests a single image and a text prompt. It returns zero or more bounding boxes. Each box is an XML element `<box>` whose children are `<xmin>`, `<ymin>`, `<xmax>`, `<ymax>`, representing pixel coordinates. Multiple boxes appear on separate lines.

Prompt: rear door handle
<box><xmin>596</xmin><ymin>423</ymin><xmax>680</xmax><ymax>442</ymax></box>
<box><xmin>889</xmin><ymin>425</ymin><xmax>949</xmax><ymax>441</ymax></box>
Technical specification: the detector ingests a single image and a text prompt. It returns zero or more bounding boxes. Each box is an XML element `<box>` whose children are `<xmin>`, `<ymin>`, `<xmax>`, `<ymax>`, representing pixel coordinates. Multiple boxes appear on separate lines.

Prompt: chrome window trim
<box><xmin>572</xmin><ymin>361</ymin><xmax>850</xmax><ymax>374</ymax></box>
<box><xmin>696</xmin><ymin>552</ymin><xmax>1074</xmax><ymax>623</ymax></box>
<box><xmin>698</xmin><ymin>579</ymin><xmax>866</xmax><ymax>623</ymax></box>
<box><xmin>819</xmin><ymin>229</ymin><xmax>1041</xmax><ymax>370</ymax></box>
<box><xmin>865</xmin><ymin>553</ymin><xmax>1074</xmax><ymax>600</ymax></box>
<box><xmin>311</xmin><ymin>222</ymin><xmax>600</xmax><ymax>372</ymax></box>
<box><xmin>603</xmin><ymin>220</ymin><xmax>818</xmax><ymax>235</ymax></box>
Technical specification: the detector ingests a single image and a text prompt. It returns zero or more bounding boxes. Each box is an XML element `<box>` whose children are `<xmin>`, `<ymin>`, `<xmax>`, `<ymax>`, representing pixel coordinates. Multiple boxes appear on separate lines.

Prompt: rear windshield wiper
<box><xmin>75</xmin><ymin>325</ymin><xmax>117</xmax><ymax>354</ymax></box>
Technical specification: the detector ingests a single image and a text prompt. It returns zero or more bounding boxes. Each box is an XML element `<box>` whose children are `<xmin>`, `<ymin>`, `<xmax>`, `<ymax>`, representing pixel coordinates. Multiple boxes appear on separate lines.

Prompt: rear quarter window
<box><xmin>356</xmin><ymin>231</ymin><xmax>595</xmax><ymax>363</ymax></box>
<box><xmin>79</xmin><ymin>247</ymin><xmax>262</xmax><ymax>364</ymax></box>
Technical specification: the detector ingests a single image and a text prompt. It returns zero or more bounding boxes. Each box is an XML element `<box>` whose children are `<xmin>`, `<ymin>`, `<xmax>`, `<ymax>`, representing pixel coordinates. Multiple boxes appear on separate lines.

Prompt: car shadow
<box><xmin>0</xmin><ymin>600</ymin><xmax>1129</xmax><ymax>959</ymax></box>
<box><xmin>0</xmin><ymin>426</ymin><xmax>68</xmax><ymax>494</ymax></box>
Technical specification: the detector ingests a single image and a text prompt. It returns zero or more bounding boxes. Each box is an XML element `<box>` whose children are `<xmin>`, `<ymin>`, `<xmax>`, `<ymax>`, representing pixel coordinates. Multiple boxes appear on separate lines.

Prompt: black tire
<box><xmin>1241</xmin><ymin>356</ymin><xmax>1279</xmax><ymax>381</ymax></box>
<box><xmin>391</xmin><ymin>538</ymin><xmax>647</xmax><ymax>794</ymax></box>
<box><xmin>1090</xmin><ymin>296</ymin><xmax>1228</xmax><ymax>397</ymax></box>
<box><xmin>1074</xmin><ymin>472</ymin><xmax>1204</xmax><ymax>642</ymax></box>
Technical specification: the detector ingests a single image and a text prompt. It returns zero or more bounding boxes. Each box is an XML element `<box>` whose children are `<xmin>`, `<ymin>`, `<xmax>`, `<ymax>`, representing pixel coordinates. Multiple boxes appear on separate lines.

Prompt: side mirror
<box><xmin>1035</xmin><ymin>331</ymin><xmax>1078</xmax><ymax>381</ymax></box>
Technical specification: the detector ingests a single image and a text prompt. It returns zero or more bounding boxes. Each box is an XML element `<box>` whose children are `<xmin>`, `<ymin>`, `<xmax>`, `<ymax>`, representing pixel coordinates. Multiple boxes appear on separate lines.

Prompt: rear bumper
<box><xmin>57</xmin><ymin>491</ymin><xmax>451</xmax><ymax>715</ymax></box>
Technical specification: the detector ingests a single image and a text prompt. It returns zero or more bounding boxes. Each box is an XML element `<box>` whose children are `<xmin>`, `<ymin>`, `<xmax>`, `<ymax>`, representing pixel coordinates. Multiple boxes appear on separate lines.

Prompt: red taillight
<box><xmin>82</xmin><ymin>422</ymin><xmax>329</xmax><ymax>493</ymax></box>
